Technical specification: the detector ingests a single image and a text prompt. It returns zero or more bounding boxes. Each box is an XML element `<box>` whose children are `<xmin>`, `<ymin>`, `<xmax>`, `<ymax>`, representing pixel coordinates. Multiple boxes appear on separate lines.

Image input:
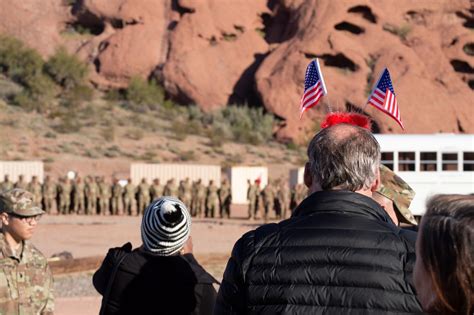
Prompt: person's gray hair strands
<box><xmin>141</xmin><ymin>197</ymin><xmax>191</xmax><ymax>256</ymax></box>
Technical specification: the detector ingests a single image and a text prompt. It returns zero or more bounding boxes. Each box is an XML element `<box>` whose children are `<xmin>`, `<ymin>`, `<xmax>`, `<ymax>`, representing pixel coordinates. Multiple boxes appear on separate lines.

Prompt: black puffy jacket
<box><xmin>93</xmin><ymin>244</ymin><xmax>218</xmax><ymax>315</ymax></box>
<box><xmin>215</xmin><ymin>190</ymin><xmax>423</xmax><ymax>314</ymax></box>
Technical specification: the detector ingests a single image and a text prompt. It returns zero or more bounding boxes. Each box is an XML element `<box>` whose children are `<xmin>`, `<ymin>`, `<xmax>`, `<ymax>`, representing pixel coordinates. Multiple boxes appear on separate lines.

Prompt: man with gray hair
<box><xmin>216</xmin><ymin>123</ymin><xmax>422</xmax><ymax>314</ymax></box>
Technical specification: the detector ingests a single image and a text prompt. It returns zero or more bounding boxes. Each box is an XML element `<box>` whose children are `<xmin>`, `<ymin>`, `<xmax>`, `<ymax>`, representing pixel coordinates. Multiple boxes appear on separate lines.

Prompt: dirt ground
<box><xmin>32</xmin><ymin>205</ymin><xmax>268</xmax><ymax>315</ymax></box>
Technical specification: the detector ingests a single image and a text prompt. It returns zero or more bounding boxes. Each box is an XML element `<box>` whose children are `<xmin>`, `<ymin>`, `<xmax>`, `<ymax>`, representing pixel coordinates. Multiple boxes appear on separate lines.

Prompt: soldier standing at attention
<box><xmin>42</xmin><ymin>176</ymin><xmax>56</xmax><ymax>215</ymax></box>
<box><xmin>247</xmin><ymin>180</ymin><xmax>257</xmax><ymax>220</ymax></box>
<box><xmin>277</xmin><ymin>180</ymin><xmax>291</xmax><ymax>219</ymax></box>
<box><xmin>261</xmin><ymin>182</ymin><xmax>275</xmax><ymax>221</ymax></box>
<box><xmin>85</xmin><ymin>176</ymin><xmax>98</xmax><ymax>215</ymax></box>
<box><xmin>0</xmin><ymin>175</ymin><xmax>13</xmax><ymax>193</ymax></box>
<box><xmin>27</xmin><ymin>176</ymin><xmax>42</xmax><ymax>207</ymax></box>
<box><xmin>73</xmin><ymin>177</ymin><xmax>85</xmax><ymax>215</ymax></box>
<box><xmin>164</xmin><ymin>178</ymin><xmax>179</xmax><ymax>197</ymax></box>
<box><xmin>218</xmin><ymin>179</ymin><xmax>231</xmax><ymax>219</ymax></box>
<box><xmin>123</xmin><ymin>179</ymin><xmax>136</xmax><ymax>216</ymax></box>
<box><xmin>137</xmin><ymin>178</ymin><xmax>150</xmax><ymax>215</ymax></box>
<box><xmin>14</xmin><ymin>175</ymin><xmax>27</xmax><ymax>190</ymax></box>
<box><xmin>58</xmin><ymin>177</ymin><xmax>72</xmax><ymax>215</ymax></box>
<box><xmin>182</xmin><ymin>178</ymin><xmax>193</xmax><ymax>209</ymax></box>
<box><xmin>206</xmin><ymin>180</ymin><xmax>219</xmax><ymax>218</ymax></box>
<box><xmin>0</xmin><ymin>189</ymin><xmax>54</xmax><ymax>314</ymax></box>
<box><xmin>195</xmin><ymin>179</ymin><xmax>206</xmax><ymax>218</ymax></box>
<box><xmin>98</xmin><ymin>177</ymin><xmax>111</xmax><ymax>215</ymax></box>
<box><xmin>149</xmin><ymin>178</ymin><xmax>164</xmax><ymax>201</ymax></box>
<box><xmin>111</xmin><ymin>178</ymin><xmax>123</xmax><ymax>215</ymax></box>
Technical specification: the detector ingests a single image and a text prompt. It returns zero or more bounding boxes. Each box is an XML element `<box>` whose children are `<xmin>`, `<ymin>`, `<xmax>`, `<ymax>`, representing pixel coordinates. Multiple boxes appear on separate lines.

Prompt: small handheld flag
<box><xmin>367</xmin><ymin>68</ymin><xmax>404</xmax><ymax>129</ymax></box>
<box><xmin>300</xmin><ymin>58</ymin><xmax>327</xmax><ymax>118</ymax></box>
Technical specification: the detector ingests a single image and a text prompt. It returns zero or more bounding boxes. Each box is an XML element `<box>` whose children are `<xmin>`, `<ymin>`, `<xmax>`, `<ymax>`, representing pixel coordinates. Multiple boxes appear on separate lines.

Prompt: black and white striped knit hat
<box><xmin>141</xmin><ymin>196</ymin><xmax>191</xmax><ymax>256</ymax></box>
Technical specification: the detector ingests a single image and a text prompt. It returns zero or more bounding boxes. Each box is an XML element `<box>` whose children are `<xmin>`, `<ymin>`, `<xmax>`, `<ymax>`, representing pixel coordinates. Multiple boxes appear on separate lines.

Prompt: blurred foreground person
<box><xmin>414</xmin><ymin>194</ymin><xmax>474</xmax><ymax>315</ymax></box>
<box><xmin>216</xmin><ymin>122</ymin><xmax>422</xmax><ymax>314</ymax></box>
<box><xmin>93</xmin><ymin>197</ymin><xmax>218</xmax><ymax>315</ymax></box>
<box><xmin>0</xmin><ymin>189</ymin><xmax>54</xmax><ymax>314</ymax></box>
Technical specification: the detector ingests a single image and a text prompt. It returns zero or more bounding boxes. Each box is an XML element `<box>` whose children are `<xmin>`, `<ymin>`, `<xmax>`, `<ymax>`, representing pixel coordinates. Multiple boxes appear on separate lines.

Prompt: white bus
<box><xmin>374</xmin><ymin>134</ymin><xmax>474</xmax><ymax>216</ymax></box>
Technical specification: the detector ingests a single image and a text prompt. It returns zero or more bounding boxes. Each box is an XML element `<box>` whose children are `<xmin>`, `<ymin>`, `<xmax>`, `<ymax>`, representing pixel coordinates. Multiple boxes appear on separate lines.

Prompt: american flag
<box><xmin>367</xmin><ymin>68</ymin><xmax>404</xmax><ymax>129</ymax></box>
<box><xmin>300</xmin><ymin>59</ymin><xmax>327</xmax><ymax>118</ymax></box>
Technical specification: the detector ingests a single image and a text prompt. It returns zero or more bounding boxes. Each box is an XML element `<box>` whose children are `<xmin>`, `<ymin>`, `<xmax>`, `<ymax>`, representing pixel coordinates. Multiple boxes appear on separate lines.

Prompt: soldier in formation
<box><xmin>0</xmin><ymin>175</ymin><xmax>13</xmax><ymax>192</ymax></box>
<box><xmin>137</xmin><ymin>178</ymin><xmax>150</xmax><ymax>215</ymax></box>
<box><xmin>111</xmin><ymin>178</ymin><xmax>123</xmax><ymax>215</ymax></box>
<box><xmin>219</xmin><ymin>179</ymin><xmax>231</xmax><ymax>218</ymax></box>
<box><xmin>123</xmin><ymin>179</ymin><xmax>136</xmax><ymax>216</ymax></box>
<box><xmin>73</xmin><ymin>176</ymin><xmax>85</xmax><ymax>214</ymax></box>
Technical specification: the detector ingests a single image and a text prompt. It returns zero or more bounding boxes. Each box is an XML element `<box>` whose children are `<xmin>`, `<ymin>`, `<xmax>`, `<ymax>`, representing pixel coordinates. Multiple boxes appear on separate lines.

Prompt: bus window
<box><xmin>464</xmin><ymin>152</ymin><xmax>474</xmax><ymax>171</ymax></box>
<box><xmin>420</xmin><ymin>152</ymin><xmax>437</xmax><ymax>171</ymax></box>
<box><xmin>381</xmin><ymin>152</ymin><xmax>394</xmax><ymax>170</ymax></box>
<box><xmin>442</xmin><ymin>153</ymin><xmax>458</xmax><ymax>171</ymax></box>
<box><xmin>399</xmin><ymin>152</ymin><xmax>415</xmax><ymax>171</ymax></box>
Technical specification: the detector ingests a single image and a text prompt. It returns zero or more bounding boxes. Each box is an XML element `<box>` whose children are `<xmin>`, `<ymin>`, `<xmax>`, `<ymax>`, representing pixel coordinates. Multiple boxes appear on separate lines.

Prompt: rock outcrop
<box><xmin>0</xmin><ymin>0</ymin><xmax>472</xmax><ymax>139</ymax></box>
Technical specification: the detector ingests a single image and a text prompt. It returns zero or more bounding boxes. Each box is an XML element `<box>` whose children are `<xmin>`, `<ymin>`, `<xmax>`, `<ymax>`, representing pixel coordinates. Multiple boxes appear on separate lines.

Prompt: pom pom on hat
<box><xmin>141</xmin><ymin>197</ymin><xmax>191</xmax><ymax>256</ymax></box>
<box><xmin>321</xmin><ymin>112</ymin><xmax>372</xmax><ymax>130</ymax></box>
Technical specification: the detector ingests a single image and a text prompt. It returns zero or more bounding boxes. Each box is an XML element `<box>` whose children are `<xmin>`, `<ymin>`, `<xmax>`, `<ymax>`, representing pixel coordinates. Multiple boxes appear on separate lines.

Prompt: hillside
<box><xmin>0</xmin><ymin>0</ymin><xmax>472</xmax><ymax>142</ymax></box>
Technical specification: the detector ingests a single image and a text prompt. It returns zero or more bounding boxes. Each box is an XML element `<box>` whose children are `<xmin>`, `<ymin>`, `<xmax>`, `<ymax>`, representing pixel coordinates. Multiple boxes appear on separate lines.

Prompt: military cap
<box><xmin>0</xmin><ymin>189</ymin><xmax>45</xmax><ymax>216</ymax></box>
<box><xmin>378</xmin><ymin>165</ymin><xmax>417</xmax><ymax>225</ymax></box>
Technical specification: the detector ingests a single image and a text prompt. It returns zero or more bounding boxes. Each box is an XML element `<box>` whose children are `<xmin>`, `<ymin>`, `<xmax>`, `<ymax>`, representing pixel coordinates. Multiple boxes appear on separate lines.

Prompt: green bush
<box><xmin>45</xmin><ymin>47</ymin><xmax>88</xmax><ymax>90</ymax></box>
<box><xmin>126</xmin><ymin>77</ymin><xmax>164</xmax><ymax>110</ymax></box>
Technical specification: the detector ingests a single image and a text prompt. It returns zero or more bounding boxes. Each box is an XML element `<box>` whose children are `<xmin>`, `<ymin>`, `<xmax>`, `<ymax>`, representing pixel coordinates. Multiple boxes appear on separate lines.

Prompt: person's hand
<box><xmin>181</xmin><ymin>236</ymin><xmax>193</xmax><ymax>254</ymax></box>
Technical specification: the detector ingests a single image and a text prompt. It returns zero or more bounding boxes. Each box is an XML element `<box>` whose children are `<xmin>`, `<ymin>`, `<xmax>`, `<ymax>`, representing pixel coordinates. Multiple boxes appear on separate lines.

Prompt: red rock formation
<box><xmin>256</xmin><ymin>0</ymin><xmax>474</xmax><ymax>140</ymax></box>
<box><xmin>162</xmin><ymin>0</ymin><xmax>269</xmax><ymax>110</ymax></box>
<box><xmin>0</xmin><ymin>0</ymin><xmax>472</xmax><ymax>139</ymax></box>
<box><xmin>0</xmin><ymin>0</ymin><xmax>70</xmax><ymax>57</ymax></box>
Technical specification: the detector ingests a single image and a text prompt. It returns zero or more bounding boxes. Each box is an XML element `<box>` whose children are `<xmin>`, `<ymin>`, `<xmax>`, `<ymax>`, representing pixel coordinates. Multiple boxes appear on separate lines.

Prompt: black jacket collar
<box><xmin>292</xmin><ymin>190</ymin><xmax>392</xmax><ymax>224</ymax></box>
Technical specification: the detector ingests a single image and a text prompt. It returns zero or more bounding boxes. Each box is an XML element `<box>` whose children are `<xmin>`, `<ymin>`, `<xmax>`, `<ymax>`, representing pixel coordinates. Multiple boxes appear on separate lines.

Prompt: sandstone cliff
<box><xmin>0</xmin><ymin>0</ymin><xmax>472</xmax><ymax>140</ymax></box>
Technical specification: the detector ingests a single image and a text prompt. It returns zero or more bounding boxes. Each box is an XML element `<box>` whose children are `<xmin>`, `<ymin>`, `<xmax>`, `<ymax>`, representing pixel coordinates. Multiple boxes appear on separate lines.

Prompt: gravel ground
<box><xmin>54</xmin><ymin>272</ymin><xmax>99</xmax><ymax>298</ymax></box>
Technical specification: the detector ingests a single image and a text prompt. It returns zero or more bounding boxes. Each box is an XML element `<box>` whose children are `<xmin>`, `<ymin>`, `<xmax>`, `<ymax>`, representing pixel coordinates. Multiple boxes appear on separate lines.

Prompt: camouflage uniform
<box><xmin>163</xmin><ymin>179</ymin><xmax>178</xmax><ymax>197</ymax></box>
<box><xmin>149</xmin><ymin>179</ymin><xmax>164</xmax><ymax>201</ymax></box>
<box><xmin>206</xmin><ymin>181</ymin><xmax>219</xmax><ymax>218</ymax></box>
<box><xmin>247</xmin><ymin>181</ymin><xmax>259</xmax><ymax>219</ymax></box>
<box><xmin>85</xmin><ymin>177</ymin><xmax>98</xmax><ymax>215</ymax></box>
<box><xmin>293</xmin><ymin>183</ymin><xmax>307</xmax><ymax>209</ymax></box>
<box><xmin>111</xmin><ymin>179</ymin><xmax>123</xmax><ymax>216</ymax></box>
<box><xmin>57</xmin><ymin>178</ymin><xmax>72</xmax><ymax>215</ymax></box>
<box><xmin>0</xmin><ymin>189</ymin><xmax>54</xmax><ymax>315</ymax></box>
<box><xmin>123</xmin><ymin>180</ymin><xmax>137</xmax><ymax>216</ymax></box>
<box><xmin>137</xmin><ymin>179</ymin><xmax>150</xmax><ymax>215</ymax></box>
<box><xmin>218</xmin><ymin>180</ymin><xmax>231</xmax><ymax>219</ymax></box>
<box><xmin>26</xmin><ymin>176</ymin><xmax>42</xmax><ymax>207</ymax></box>
<box><xmin>41</xmin><ymin>177</ymin><xmax>56</xmax><ymax>215</ymax></box>
<box><xmin>98</xmin><ymin>178</ymin><xmax>111</xmax><ymax>216</ymax></box>
<box><xmin>73</xmin><ymin>177</ymin><xmax>86</xmax><ymax>215</ymax></box>
<box><xmin>0</xmin><ymin>176</ymin><xmax>13</xmax><ymax>193</ymax></box>
<box><xmin>13</xmin><ymin>176</ymin><xmax>27</xmax><ymax>190</ymax></box>
<box><xmin>194</xmin><ymin>180</ymin><xmax>206</xmax><ymax>218</ymax></box>
<box><xmin>182</xmin><ymin>178</ymin><xmax>192</xmax><ymax>209</ymax></box>
<box><xmin>261</xmin><ymin>183</ymin><xmax>275</xmax><ymax>220</ymax></box>
<box><xmin>377</xmin><ymin>165</ymin><xmax>418</xmax><ymax>225</ymax></box>
<box><xmin>277</xmin><ymin>182</ymin><xmax>290</xmax><ymax>219</ymax></box>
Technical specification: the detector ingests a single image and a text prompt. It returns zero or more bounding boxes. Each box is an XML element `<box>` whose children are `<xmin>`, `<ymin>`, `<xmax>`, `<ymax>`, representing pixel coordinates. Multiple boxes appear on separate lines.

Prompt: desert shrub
<box><xmin>45</xmin><ymin>47</ymin><xmax>88</xmax><ymax>90</ymax></box>
<box><xmin>0</xmin><ymin>35</ymin><xmax>56</xmax><ymax>105</ymax></box>
<box><xmin>179</xmin><ymin>150</ymin><xmax>196</xmax><ymax>161</ymax></box>
<box><xmin>383</xmin><ymin>24</ymin><xmax>411</xmax><ymax>41</ymax></box>
<box><xmin>126</xmin><ymin>128</ymin><xmax>144</xmax><ymax>140</ymax></box>
<box><xmin>104</xmin><ymin>89</ymin><xmax>124</xmax><ymax>101</ymax></box>
<box><xmin>221</xmin><ymin>105</ymin><xmax>275</xmax><ymax>145</ymax></box>
<box><xmin>101</xmin><ymin>125</ymin><xmax>115</xmax><ymax>141</ymax></box>
<box><xmin>50</xmin><ymin>108</ymin><xmax>82</xmax><ymax>133</ymax></box>
<box><xmin>125</xmin><ymin>77</ymin><xmax>164</xmax><ymax>110</ymax></box>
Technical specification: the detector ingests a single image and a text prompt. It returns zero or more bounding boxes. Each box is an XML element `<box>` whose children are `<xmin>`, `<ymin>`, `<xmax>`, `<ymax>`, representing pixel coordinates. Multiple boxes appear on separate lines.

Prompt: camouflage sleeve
<box><xmin>41</xmin><ymin>263</ymin><xmax>55</xmax><ymax>315</ymax></box>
